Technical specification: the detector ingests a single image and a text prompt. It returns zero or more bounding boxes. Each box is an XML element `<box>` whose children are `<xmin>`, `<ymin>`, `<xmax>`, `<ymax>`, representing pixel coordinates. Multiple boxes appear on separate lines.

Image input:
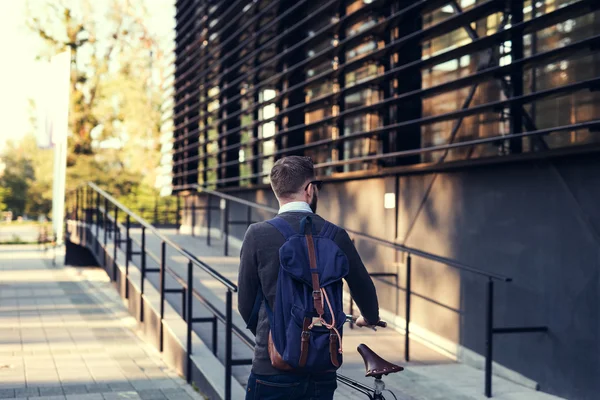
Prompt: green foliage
<box><xmin>0</xmin><ymin>135</ymin><xmax>54</xmax><ymax>217</ymax></box>
<box><xmin>0</xmin><ymin>143</ymin><xmax>35</xmax><ymax>216</ymax></box>
<box><xmin>0</xmin><ymin>187</ymin><xmax>11</xmax><ymax>212</ymax></box>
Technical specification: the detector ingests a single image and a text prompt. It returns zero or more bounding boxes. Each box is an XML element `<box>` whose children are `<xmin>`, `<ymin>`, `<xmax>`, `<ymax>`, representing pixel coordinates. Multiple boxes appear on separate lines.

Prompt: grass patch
<box><xmin>191</xmin><ymin>382</ymin><xmax>209</xmax><ymax>399</ymax></box>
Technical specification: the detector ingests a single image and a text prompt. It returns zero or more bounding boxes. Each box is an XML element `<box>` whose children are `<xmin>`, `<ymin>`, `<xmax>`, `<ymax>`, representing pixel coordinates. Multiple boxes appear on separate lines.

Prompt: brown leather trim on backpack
<box><xmin>299</xmin><ymin>317</ymin><xmax>311</xmax><ymax>368</ymax></box>
<box><xmin>329</xmin><ymin>331</ymin><xmax>341</xmax><ymax>368</ymax></box>
<box><xmin>306</xmin><ymin>233</ymin><xmax>324</xmax><ymax>316</ymax></box>
<box><xmin>268</xmin><ymin>331</ymin><xmax>293</xmax><ymax>371</ymax></box>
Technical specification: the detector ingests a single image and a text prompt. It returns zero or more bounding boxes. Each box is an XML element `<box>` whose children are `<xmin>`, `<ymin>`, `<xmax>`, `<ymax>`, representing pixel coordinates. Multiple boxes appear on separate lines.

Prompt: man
<box><xmin>238</xmin><ymin>156</ymin><xmax>380</xmax><ymax>400</ymax></box>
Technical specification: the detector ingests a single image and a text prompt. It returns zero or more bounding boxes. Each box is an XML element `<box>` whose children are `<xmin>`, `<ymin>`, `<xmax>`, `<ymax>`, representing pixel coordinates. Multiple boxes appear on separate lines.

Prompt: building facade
<box><xmin>172</xmin><ymin>1</ymin><xmax>600</xmax><ymax>399</ymax></box>
<box><xmin>173</xmin><ymin>0</ymin><xmax>600</xmax><ymax>190</ymax></box>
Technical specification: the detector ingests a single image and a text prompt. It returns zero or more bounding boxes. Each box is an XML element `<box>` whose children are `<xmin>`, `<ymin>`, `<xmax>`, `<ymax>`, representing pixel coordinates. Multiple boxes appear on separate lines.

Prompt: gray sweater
<box><xmin>238</xmin><ymin>211</ymin><xmax>379</xmax><ymax>375</ymax></box>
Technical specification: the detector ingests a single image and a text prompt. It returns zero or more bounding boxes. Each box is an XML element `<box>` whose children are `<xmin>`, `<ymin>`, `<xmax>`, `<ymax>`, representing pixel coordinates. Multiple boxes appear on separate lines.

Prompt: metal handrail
<box><xmin>88</xmin><ymin>182</ymin><xmax>237</xmax><ymax>291</ymax></box>
<box><xmin>67</xmin><ymin>183</ymin><xmax>548</xmax><ymax>398</ymax></box>
<box><xmin>193</xmin><ymin>184</ymin><xmax>510</xmax><ymax>282</ymax></box>
<box><xmin>66</xmin><ymin>182</ymin><xmax>375</xmax><ymax>399</ymax></box>
<box><xmin>67</xmin><ymin>182</ymin><xmax>252</xmax><ymax>400</ymax></box>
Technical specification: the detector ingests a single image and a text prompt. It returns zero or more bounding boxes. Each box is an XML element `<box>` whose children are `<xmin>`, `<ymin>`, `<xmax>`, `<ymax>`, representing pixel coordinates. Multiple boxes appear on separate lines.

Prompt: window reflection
<box><xmin>239</xmin><ymin>92</ymin><xmax>254</xmax><ymax>187</ymax></box>
<box><xmin>259</xmin><ymin>89</ymin><xmax>277</xmax><ymax>183</ymax></box>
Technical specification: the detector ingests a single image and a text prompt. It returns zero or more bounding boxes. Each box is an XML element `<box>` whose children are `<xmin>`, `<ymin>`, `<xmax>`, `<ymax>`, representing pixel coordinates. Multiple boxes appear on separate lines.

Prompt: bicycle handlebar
<box><xmin>375</xmin><ymin>320</ymin><xmax>388</xmax><ymax>328</ymax></box>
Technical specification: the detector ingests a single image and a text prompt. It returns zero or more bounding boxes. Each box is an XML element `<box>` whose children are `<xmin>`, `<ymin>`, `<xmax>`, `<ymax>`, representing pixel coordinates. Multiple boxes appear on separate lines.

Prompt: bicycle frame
<box><xmin>337</xmin><ymin>374</ymin><xmax>386</xmax><ymax>399</ymax></box>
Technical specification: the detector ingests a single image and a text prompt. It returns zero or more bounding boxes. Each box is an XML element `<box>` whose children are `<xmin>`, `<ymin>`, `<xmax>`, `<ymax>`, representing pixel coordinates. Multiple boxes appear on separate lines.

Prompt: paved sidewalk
<box><xmin>0</xmin><ymin>246</ymin><xmax>205</xmax><ymax>400</ymax></box>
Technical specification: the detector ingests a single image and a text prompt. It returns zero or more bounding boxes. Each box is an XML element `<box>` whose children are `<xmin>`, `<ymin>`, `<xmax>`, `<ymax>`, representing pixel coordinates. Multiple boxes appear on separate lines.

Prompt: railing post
<box><xmin>246</xmin><ymin>205</ymin><xmax>252</xmax><ymax>228</ymax></box>
<box><xmin>103</xmin><ymin>197</ymin><xmax>109</xmax><ymax>246</ymax></box>
<box><xmin>224</xmin><ymin>200</ymin><xmax>229</xmax><ymax>257</ymax></box>
<box><xmin>182</xmin><ymin>288</ymin><xmax>187</xmax><ymax>322</ymax></box>
<box><xmin>485</xmin><ymin>279</ymin><xmax>494</xmax><ymax>398</ymax></box>
<box><xmin>95</xmin><ymin>191</ymin><xmax>100</xmax><ymax>253</ymax></box>
<box><xmin>81</xmin><ymin>187</ymin><xmax>85</xmax><ymax>222</ymax></box>
<box><xmin>348</xmin><ymin>236</ymin><xmax>355</xmax><ymax>329</ymax></box>
<box><xmin>206</xmin><ymin>194</ymin><xmax>212</xmax><ymax>246</ymax></box>
<box><xmin>212</xmin><ymin>316</ymin><xmax>218</xmax><ymax>355</ymax></box>
<box><xmin>140</xmin><ymin>227</ymin><xmax>146</xmax><ymax>322</ymax></box>
<box><xmin>86</xmin><ymin>186</ymin><xmax>91</xmax><ymax>221</ymax></box>
<box><xmin>125</xmin><ymin>215</ymin><xmax>131</xmax><ymax>299</ymax></box>
<box><xmin>82</xmin><ymin>187</ymin><xmax>87</xmax><ymax>246</ymax></box>
<box><xmin>87</xmin><ymin>189</ymin><xmax>91</xmax><ymax>243</ymax></box>
<box><xmin>75</xmin><ymin>187</ymin><xmax>80</xmax><ymax>222</ymax></box>
<box><xmin>81</xmin><ymin>187</ymin><xmax>85</xmax><ymax>221</ymax></box>
<box><xmin>225</xmin><ymin>289</ymin><xmax>233</xmax><ymax>400</ymax></box>
<box><xmin>159</xmin><ymin>240</ymin><xmax>166</xmax><ymax>352</ymax></box>
<box><xmin>186</xmin><ymin>260</ymin><xmax>193</xmax><ymax>383</ymax></box>
<box><xmin>113</xmin><ymin>206</ymin><xmax>119</xmax><ymax>281</ymax></box>
<box><xmin>191</xmin><ymin>196</ymin><xmax>196</xmax><ymax>237</ymax></box>
<box><xmin>405</xmin><ymin>253</ymin><xmax>412</xmax><ymax>362</ymax></box>
<box><xmin>154</xmin><ymin>197</ymin><xmax>158</xmax><ymax>225</ymax></box>
<box><xmin>349</xmin><ymin>300</ymin><xmax>354</xmax><ymax>329</ymax></box>
<box><xmin>87</xmin><ymin>186</ymin><xmax>92</xmax><ymax>221</ymax></box>
<box><xmin>83</xmin><ymin>187</ymin><xmax>88</xmax><ymax>245</ymax></box>
<box><xmin>176</xmin><ymin>194</ymin><xmax>181</xmax><ymax>234</ymax></box>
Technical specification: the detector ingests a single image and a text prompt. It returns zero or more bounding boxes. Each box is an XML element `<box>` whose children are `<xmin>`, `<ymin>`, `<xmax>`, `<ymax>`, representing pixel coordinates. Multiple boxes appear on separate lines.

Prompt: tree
<box><xmin>0</xmin><ymin>135</ymin><xmax>54</xmax><ymax>218</ymax></box>
<box><xmin>0</xmin><ymin>141</ymin><xmax>35</xmax><ymax>216</ymax></box>
<box><xmin>0</xmin><ymin>187</ymin><xmax>11</xmax><ymax>213</ymax></box>
<box><xmin>25</xmin><ymin>0</ymin><xmax>172</xmax><ymax>210</ymax></box>
<box><xmin>26</xmin><ymin>0</ymin><xmax>166</xmax><ymax>160</ymax></box>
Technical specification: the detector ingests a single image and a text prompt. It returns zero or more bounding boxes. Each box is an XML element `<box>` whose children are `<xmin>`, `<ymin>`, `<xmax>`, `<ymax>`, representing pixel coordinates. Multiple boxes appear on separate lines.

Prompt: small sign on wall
<box><xmin>384</xmin><ymin>193</ymin><xmax>396</xmax><ymax>209</ymax></box>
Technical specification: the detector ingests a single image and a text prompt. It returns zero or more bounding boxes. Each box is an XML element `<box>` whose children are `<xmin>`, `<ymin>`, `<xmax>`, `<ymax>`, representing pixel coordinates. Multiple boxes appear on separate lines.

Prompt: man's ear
<box><xmin>304</xmin><ymin>185</ymin><xmax>312</xmax><ymax>202</ymax></box>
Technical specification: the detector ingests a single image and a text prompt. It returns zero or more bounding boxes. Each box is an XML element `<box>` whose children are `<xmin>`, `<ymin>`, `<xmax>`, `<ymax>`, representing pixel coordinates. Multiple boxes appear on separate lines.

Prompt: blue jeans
<box><xmin>245</xmin><ymin>372</ymin><xmax>337</xmax><ymax>400</ymax></box>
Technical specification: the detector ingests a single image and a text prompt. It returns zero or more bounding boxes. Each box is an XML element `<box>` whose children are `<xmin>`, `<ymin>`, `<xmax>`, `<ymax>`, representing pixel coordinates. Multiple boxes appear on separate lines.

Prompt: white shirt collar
<box><xmin>278</xmin><ymin>201</ymin><xmax>313</xmax><ymax>214</ymax></box>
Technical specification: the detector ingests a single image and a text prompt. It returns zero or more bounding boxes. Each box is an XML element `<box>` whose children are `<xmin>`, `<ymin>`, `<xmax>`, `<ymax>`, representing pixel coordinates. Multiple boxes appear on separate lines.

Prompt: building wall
<box><xmin>172</xmin><ymin>1</ymin><xmax>600</xmax><ymax>397</ymax></box>
<box><xmin>190</xmin><ymin>153</ymin><xmax>600</xmax><ymax>399</ymax></box>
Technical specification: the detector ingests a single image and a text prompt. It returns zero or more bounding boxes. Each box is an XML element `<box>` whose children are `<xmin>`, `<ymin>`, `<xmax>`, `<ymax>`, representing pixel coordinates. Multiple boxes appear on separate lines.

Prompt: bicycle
<box><xmin>337</xmin><ymin>315</ymin><xmax>404</xmax><ymax>400</ymax></box>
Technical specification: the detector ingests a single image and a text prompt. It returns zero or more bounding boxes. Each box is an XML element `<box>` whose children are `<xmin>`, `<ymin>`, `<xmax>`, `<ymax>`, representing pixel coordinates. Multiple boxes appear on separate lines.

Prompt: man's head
<box><xmin>270</xmin><ymin>156</ymin><xmax>320</xmax><ymax>213</ymax></box>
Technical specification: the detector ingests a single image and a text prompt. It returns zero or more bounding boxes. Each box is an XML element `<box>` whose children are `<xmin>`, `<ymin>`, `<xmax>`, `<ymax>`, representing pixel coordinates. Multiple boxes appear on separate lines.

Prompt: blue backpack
<box><xmin>247</xmin><ymin>216</ymin><xmax>349</xmax><ymax>371</ymax></box>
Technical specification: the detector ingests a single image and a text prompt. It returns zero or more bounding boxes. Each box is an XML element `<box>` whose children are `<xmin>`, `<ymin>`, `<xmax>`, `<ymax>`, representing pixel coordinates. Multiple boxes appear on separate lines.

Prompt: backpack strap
<box><xmin>300</xmin><ymin>215</ymin><xmax>317</xmax><ymax>235</ymax></box>
<box><xmin>303</xmin><ymin>216</ymin><xmax>325</xmax><ymax>316</ymax></box>
<box><xmin>266</xmin><ymin>217</ymin><xmax>296</xmax><ymax>240</ymax></box>
<box><xmin>246</xmin><ymin>286</ymin><xmax>263</xmax><ymax>333</ymax></box>
<box><xmin>318</xmin><ymin>221</ymin><xmax>339</xmax><ymax>240</ymax></box>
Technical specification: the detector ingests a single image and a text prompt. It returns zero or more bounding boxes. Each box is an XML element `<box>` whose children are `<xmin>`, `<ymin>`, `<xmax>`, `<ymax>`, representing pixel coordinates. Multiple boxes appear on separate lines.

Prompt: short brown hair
<box><xmin>270</xmin><ymin>156</ymin><xmax>315</xmax><ymax>199</ymax></box>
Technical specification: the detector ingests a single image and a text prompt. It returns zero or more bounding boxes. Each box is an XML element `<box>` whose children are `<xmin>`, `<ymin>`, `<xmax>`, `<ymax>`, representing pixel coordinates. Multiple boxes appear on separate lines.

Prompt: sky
<box><xmin>0</xmin><ymin>0</ymin><xmax>175</xmax><ymax>152</ymax></box>
<box><xmin>0</xmin><ymin>1</ymin><xmax>45</xmax><ymax>151</ymax></box>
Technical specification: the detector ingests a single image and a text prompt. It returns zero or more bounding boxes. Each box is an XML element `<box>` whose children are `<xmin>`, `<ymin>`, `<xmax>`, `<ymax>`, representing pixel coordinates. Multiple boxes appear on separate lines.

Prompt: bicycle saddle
<box><xmin>357</xmin><ymin>344</ymin><xmax>404</xmax><ymax>378</ymax></box>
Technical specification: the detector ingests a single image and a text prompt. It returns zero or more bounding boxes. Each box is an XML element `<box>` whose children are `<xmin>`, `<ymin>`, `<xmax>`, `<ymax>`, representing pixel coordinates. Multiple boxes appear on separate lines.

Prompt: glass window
<box><xmin>259</xmin><ymin>89</ymin><xmax>277</xmax><ymax>183</ymax></box>
<box><xmin>346</xmin><ymin>63</ymin><xmax>381</xmax><ymax>87</ymax></box>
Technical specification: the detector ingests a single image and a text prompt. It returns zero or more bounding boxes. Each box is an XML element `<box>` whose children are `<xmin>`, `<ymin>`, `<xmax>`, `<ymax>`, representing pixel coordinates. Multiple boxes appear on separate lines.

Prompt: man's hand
<box><xmin>355</xmin><ymin>316</ymin><xmax>387</xmax><ymax>329</ymax></box>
